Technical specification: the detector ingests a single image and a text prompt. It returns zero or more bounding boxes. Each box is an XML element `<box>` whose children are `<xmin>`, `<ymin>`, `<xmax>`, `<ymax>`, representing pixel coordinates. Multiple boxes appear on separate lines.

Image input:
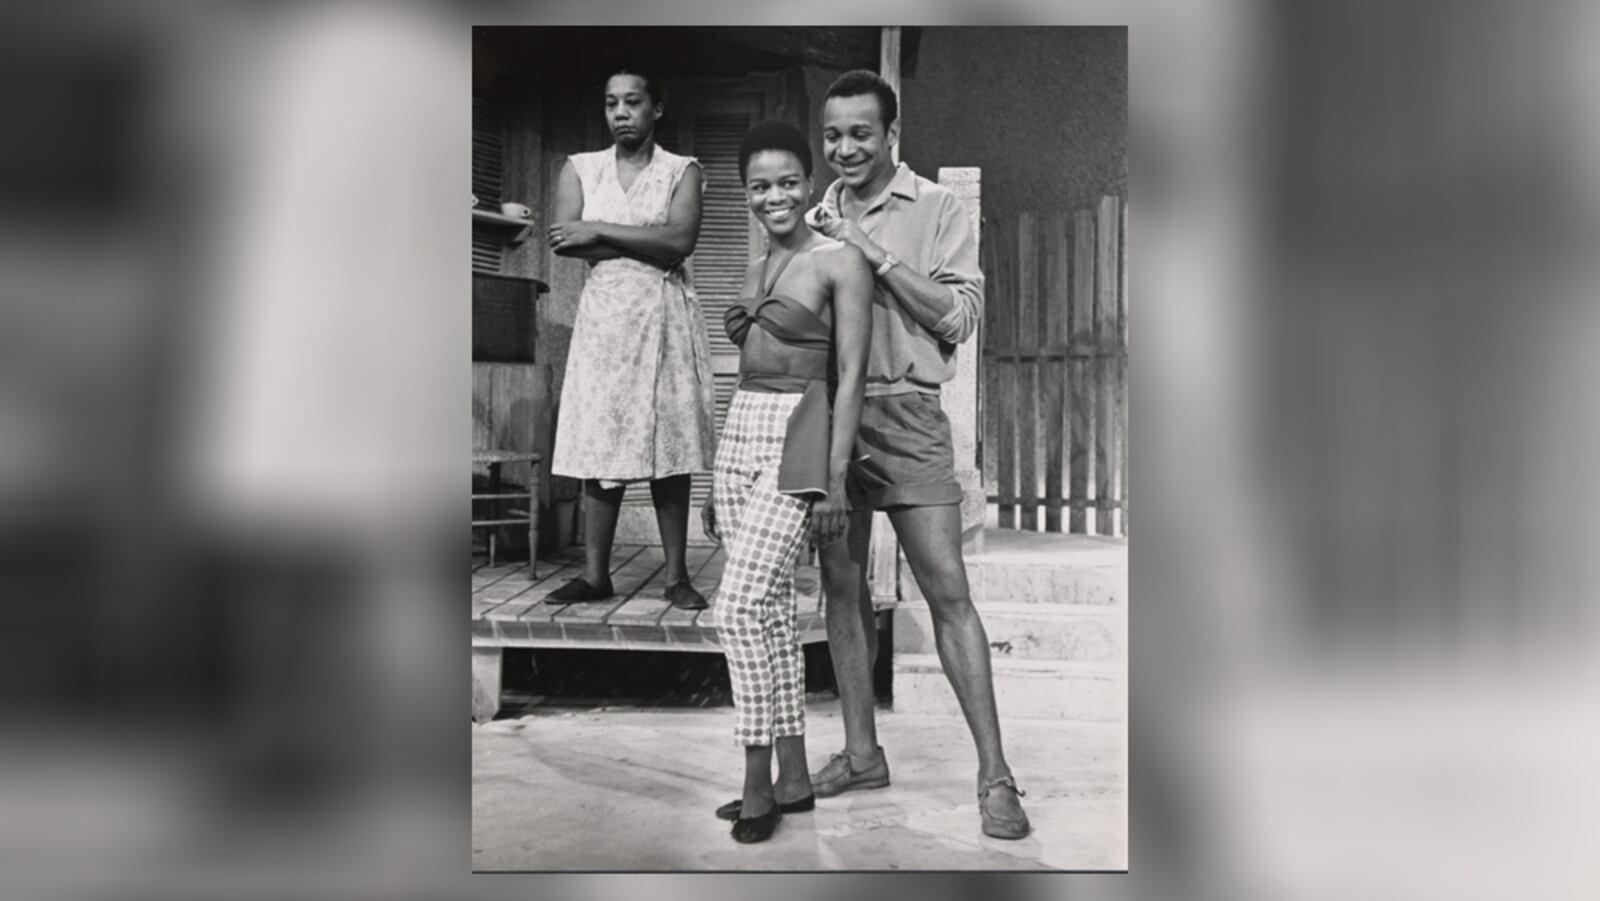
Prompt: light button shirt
<box><xmin>820</xmin><ymin>163</ymin><xmax>984</xmax><ymax>397</ymax></box>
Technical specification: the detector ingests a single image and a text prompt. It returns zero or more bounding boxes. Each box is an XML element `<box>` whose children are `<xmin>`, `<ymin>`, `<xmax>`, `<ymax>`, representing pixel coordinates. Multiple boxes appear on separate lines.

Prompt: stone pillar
<box><xmin>867</xmin><ymin>25</ymin><xmax>905</xmax><ymax>604</ymax></box>
<box><xmin>881</xmin><ymin>26</ymin><xmax>902</xmax><ymax>164</ymax></box>
<box><xmin>938</xmin><ymin>167</ymin><xmax>986</xmax><ymax>551</ymax></box>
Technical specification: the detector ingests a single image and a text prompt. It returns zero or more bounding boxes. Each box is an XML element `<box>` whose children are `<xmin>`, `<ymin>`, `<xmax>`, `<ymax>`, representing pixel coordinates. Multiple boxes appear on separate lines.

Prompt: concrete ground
<box><xmin>472</xmin><ymin>699</ymin><xmax>1126</xmax><ymax>871</ymax></box>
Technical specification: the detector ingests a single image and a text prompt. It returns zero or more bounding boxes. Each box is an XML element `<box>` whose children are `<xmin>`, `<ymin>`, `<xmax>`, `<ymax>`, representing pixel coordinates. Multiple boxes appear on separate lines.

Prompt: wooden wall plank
<box><xmin>996</xmin><ymin>361</ymin><xmax>1017</xmax><ymax>528</ymax></box>
<box><xmin>989</xmin><ymin>218</ymin><xmax>1017</xmax><ymax>528</ymax></box>
<box><xmin>1096</xmin><ymin>196</ymin><xmax>1120</xmax><ymax>535</ymax></box>
<box><xmin>1044</xmin><ymin>211</ymin><xmax>1070</xmax><ymax>532</ymax></box>
<box><xmin>1069</xmin><ymin>209</ymin><xmax>1095</xmax><ymax>533</ymax></box>
<box><xmin>1016</xmin><ymin>212</ymin><xmax>1039</xmax><ymax>530</ymax></box>
<box><xmin>980</xmin><ymin>222</ymin><xmax>1004</xmax><ymax>501</ymax></box>
<box><xmin>472</xmin><ymin>365</ymin><xmax>495</xmax><ymax>451</ymax></box>
<box><xmin>983</xmin><ymin>359</ymin><xmax>1003</xmax><ymax>504</ymax></box>
<box><xmin>1119</xmin><ymin>198</ymin><xmax>1129</xmax><ymax>536</ymax></box>
<box><xmin>1019</xmin><ymin>363</ymin><xmax>1040</xmax><ymax>531</ymax></box>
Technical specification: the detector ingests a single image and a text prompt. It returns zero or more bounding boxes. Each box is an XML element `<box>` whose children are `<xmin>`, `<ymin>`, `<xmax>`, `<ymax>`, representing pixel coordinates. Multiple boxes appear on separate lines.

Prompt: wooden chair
<box><xmin>472</xmin><ymin>450</ymin><xmax>541</xmax><ymax>575</ymax></box>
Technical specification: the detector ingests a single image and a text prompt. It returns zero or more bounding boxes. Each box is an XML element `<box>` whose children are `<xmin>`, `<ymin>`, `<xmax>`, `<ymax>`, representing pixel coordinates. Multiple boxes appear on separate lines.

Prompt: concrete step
<box><xmin>892</xmin><ymin>602</ymin><xmax>1126</xmax><ymax>663</ymax></box>
<box><xmin>903</xmin><ymin>530</ymin><xmax>1127</xmax><ymax>607</ymax></box>
<box><xmin>891</xmin><ymin>654</ymin><xmax>1126</xmax><ymax>722</ymax></box>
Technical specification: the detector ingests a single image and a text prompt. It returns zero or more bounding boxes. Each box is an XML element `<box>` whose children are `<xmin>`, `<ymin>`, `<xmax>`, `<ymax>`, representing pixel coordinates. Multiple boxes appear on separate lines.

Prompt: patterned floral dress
<box><xmin>550</xmin><ymin>146</ymin><xmax>717</xmax><ymax>485</ymax></box>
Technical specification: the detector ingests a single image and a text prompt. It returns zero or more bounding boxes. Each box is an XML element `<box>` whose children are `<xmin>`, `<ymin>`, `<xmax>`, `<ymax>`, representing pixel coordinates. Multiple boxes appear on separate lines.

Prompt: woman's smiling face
<box><xmin>744</xmin><ymin>149</ymin><xmax>812</xmax><ymax>238</ymax></box>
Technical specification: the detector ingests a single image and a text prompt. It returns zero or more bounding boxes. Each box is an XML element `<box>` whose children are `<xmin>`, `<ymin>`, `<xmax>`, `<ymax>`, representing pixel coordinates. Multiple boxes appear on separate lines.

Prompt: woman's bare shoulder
<box><xmin>812</xmin><ymin>236</ymin><xmax>870</xmax><ymax>273</ymax></box>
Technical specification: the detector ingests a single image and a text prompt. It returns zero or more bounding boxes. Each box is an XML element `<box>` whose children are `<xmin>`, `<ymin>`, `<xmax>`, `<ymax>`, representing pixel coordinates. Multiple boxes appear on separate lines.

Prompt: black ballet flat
<box><xmin>715</xmin><ymin>793</ymin><xmax>815</xmax><ymax>821</ymax></box>
<box><xmin>664</xmin><ymin>580</ymin><xmax>708</xmax><ymax>611</ymax></box>
<box><xmin>546</xmin><ymin>577</ymin><xmax>615</xmax><ymax>604</ymax></box>
<box><xmin>730</xmin><ymin>802</ymin><xmax>783</xmax><ymax>843</ymax></box>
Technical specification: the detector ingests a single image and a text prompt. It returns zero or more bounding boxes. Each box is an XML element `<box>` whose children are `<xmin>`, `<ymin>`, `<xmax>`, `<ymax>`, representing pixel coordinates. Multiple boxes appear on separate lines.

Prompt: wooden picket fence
<box><xmin>982</xmin><ymin>197</ymin><xmax>1128</xmax><ymax>536</ymax></box>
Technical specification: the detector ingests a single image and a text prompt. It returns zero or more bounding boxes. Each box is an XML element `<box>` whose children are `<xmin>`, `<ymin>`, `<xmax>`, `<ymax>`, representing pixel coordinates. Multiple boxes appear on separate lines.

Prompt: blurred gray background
<box><xmin>0</xmin><ymin>1</ymin><xmax>1596</xmax><ymax>898</ymax></box>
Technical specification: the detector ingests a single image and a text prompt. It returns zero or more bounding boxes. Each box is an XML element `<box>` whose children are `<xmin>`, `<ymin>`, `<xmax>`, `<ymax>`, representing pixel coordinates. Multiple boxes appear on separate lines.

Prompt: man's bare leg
<box><xmin>817</xmin><ymin>508</ymin><xmax>881</xmax><ymax>761</ymax></box>
<box><xmin>890</xmin><ymin>503</ymin><xmax>1024</xmax><ymax>821</ymax></box>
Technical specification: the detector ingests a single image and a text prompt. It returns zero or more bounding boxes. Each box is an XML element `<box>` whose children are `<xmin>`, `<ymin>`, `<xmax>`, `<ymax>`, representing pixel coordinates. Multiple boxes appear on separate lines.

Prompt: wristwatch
<box><xmin>875</xmin><ymin>253</ymin><xmax>901</xmax><ymax>278</ymax></box>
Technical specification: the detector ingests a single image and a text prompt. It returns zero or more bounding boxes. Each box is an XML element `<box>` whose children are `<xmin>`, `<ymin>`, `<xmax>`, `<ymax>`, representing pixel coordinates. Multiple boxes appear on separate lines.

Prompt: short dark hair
<box><xmin>608</xmin><ymin>69</ymin><xmax>663</xmax><ymax>105</ymax></box>
<box><xmin>823</xmin><ymin>69</ymin><xmax>898</xmax><ymax>128</ymax></box>
<box><xmin>738</xmin><ymin>120</ymin><xmax>812</xmax><ymax>183</ymax></box>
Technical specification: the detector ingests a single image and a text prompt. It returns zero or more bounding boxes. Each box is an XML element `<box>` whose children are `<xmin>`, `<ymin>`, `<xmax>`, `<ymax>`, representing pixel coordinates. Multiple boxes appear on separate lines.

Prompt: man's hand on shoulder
<box><xmin>813</xmin><ymin>215</ymin><xmax>883</xmax><ymax>268</ymax></box>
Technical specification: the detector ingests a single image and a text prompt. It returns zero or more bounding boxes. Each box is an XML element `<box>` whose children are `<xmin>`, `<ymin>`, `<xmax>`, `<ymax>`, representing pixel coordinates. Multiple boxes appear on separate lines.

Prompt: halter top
<box><xmin>724</xmin><ymin>249</ymin><xmax>835</xmax><ymax>499</ymax></box>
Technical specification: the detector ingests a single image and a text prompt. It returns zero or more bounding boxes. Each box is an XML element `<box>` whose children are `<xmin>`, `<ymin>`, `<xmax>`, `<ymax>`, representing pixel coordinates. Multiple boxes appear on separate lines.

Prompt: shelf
<box><xmin>473</xmin><ymin>271</ymin><xmax>549</xmax><ymax>295</ymax></box>
<box><xmin>472</xmin><ymin>208</ymin><xmax>534</xmax><ymax>246</ymax></box>
<box><xmin>473</xmin><ymin>209</ymin><xmax>532</xmax><ymax>228</ymax></box>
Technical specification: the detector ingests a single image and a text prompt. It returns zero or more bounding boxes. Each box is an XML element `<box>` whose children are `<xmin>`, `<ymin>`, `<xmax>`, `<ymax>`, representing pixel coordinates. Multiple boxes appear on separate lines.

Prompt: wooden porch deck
<box><xmin>471</xmin><ymin>544</ymin><xmax>829</xmax><ymax>652</ymax></box>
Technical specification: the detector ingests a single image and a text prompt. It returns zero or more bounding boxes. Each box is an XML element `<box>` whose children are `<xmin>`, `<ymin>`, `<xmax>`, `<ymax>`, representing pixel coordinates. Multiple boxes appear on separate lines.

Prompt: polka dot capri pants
<box><xmin>712</xmin><ymin>390</ymin><xmax>812</xmax><ymax>747</ymax></box>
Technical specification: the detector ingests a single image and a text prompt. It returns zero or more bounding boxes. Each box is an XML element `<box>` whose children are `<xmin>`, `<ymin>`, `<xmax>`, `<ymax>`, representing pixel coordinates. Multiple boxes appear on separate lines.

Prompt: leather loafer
<box><xmin>731</xmin><ymin>802</ymin><xmax>783</xmax><ymax>843</ymax></box>
<box><xmin>978</xmin><ymin>774</ymin><xmax>1031</xmax><ymax>840</ymax></box>
<box><xmin>715</xmin><ymin>793</ymin><xmax>815</xmax><ymax>821</ymax></box>
<box><xmin>809</xmin><ymin>747</ymin><xmax>890</xmax><ymax>798</ymax></box>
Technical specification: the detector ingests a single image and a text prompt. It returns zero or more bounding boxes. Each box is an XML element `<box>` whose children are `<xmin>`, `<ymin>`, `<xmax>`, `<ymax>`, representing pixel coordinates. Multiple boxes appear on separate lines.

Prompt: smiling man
<box><xmin>807</xmin><ymin>69</ymin><xmax>1031</xmax><ymax>840</ymax></box>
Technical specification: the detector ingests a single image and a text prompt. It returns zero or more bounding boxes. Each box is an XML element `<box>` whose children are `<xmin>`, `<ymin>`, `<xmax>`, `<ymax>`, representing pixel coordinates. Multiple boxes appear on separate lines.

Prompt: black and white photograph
<box><xmin>470</xmin><ymin>25</ymin><xmax>1128</xmax><ymax>871</ymax></box>
<box><xmin>13</xmin><ymin>2</ymin><xmax>1600</xmax><ymax>897</ymax></box>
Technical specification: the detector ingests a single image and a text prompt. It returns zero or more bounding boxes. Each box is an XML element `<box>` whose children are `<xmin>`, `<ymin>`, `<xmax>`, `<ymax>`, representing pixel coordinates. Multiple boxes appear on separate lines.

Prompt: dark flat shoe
<box><xmin>715</xmin><ymin>793</ymin><xmax>815</xmax><ymax>821</ymax></box>
<box><xmin>731</xmin><ymin>802</ymin><xmax>783</xmax><ymax>843</ymax></box>
<box><xmin>547</xmin><ymin>577</ymin><xmax>614</xmax><ymax>604</ymax></box>
<box><xmin>664</xmin><ymin>580</ymin><xmax>708</xmax><ymax>611</ymax></box>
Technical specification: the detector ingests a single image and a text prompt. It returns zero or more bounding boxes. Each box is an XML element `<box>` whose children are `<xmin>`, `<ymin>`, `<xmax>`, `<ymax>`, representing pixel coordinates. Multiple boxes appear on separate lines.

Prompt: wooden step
<box><xmin>891</xmin><ymin>654</ymin><xmax>1125</xmax><ymax>722</ymax></box>
<box><xmin>902</xmin><ymin>551</ymin><xmax>1126</xmax><ymax>607</ymax></box>
<box><xmin>892</xmin><ymin>602</ymin><xmax>1126</xmax><ymax>663</ymax></box>
<box><xmin>904</xmin><ymin>528</ymin><xmax>1126</xmax><ymax>606</ymax></box>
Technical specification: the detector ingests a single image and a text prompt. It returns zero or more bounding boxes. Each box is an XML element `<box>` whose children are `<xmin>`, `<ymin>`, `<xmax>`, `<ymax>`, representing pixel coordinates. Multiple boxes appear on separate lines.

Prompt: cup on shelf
<box><xmin>500</xmin><ymin>202</ymin><xmax>533</xmax><ymax>220</ymax></box>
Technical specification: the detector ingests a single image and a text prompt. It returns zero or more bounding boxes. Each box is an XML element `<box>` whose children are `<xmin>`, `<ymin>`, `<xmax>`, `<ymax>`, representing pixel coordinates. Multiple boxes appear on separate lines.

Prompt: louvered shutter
<box><xmin>472</xmin><ymin>96</ymin><xmax>506</xmax><ymax>274</ymax></box>
<box><xmin>689</xmin><ymin>114</ymin><xmax>759</xmax><ymax>360</ymax></box>
<box><xmin>682</xmin><ymin>112</ymin><xmax>758</xmax><ymax>507</ymax></box>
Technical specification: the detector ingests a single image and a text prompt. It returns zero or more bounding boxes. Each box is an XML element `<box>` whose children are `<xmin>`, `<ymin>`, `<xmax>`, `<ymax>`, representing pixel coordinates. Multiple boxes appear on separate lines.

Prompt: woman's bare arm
<box><xmin>809</xmin><ymin>242</ymin><xmax>873</xmax><ymax>545</ymax></box>
<box><xmin>549</xmin><ymin>160</ymin><xmax>703</xmax><ymax>267</ymax></box>
<box><xmin>826</xmin><ymin>244</ymin><xmax>873</xmax><ymax>485</ymax></box>
<box><xmin>584</xmin><ymin>163</ymin><xmax>703</xmax><ymax>264</ymax></box>
<box><xmin>549</xmin><ymin>161</ymin><xmax>623</xmax><ymax>261</ymax></box>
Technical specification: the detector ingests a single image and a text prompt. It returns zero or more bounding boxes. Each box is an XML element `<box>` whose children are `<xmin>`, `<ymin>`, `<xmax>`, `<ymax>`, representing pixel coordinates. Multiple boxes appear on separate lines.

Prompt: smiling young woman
<box><xmin>700</xmin><ymin>120</ymin><xmax>873</xmax><ymax>844</ymax></box>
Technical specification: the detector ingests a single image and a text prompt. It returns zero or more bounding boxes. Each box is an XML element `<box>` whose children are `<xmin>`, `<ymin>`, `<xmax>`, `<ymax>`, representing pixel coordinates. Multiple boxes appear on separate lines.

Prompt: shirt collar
<box><xmin>823</xmin><ymin>162</ymin><xmax>917</xmax><ymax>216</ymax></box>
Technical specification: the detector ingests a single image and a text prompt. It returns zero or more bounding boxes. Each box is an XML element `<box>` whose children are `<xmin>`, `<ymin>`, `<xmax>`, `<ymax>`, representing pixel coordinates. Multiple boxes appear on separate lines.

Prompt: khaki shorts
<box><xmin>846</xmin><ymin>392</ymin><xmax>963</xmax><ymax>511</ymax></box>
